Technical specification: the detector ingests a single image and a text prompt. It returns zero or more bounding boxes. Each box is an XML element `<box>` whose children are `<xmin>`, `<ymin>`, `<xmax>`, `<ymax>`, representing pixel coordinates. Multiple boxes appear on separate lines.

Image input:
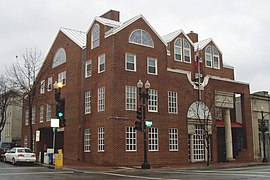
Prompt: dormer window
<box><xmin>129</xmin><ymin>29</ymin><xmax>154</xmax><ymax>48</ymax></box>
<box><xmin>212</xmin><ymin>47</ymin><xmax>220</xmax><ymax>69</ymax></box>
<box><xmin>183</xmin><ymin>39</ymin><xmax>191</xmax><ymax>63</ymax></box>
<box><xmin>205</xmin><ymin>45</ymin><xmax>220</xmax><ymax>69</ymax></box>
<box><xmin>174</xmin><ymin>38</ymin><xmax>182</xmax><ymax>61</ymax></box>
<box><xmin>91</xmin><ymin>24</ymin><xmax>100</xmax><ymax>49</ymax></box>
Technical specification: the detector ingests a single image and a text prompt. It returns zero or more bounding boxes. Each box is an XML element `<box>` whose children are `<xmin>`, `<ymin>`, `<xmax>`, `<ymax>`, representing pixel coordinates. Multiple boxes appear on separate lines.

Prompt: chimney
<box><xmin>100</xmin><ymin>10</ymin><xmax>120</xmax><ymax>22</ymax></box>
<box><xmin>187</xmin><ymin>31</ymin><xmax>198</xmax><ymax>43</ymax></box>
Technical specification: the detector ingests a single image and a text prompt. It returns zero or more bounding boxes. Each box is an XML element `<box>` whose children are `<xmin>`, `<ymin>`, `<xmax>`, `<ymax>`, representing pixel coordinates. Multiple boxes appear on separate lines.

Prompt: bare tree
<box><xmin>7</xmin><ymin>48</ymin><xmax>43</xmax><ymax>150</ymax></box>
<box><xmin>0</xmin><ymin>75</ymin><xmax>14</xmax><ymax>139</ymax></box>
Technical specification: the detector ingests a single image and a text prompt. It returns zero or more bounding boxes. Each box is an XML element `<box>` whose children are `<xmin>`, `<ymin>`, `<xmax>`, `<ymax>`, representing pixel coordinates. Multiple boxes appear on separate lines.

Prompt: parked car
<box><xmin>3</xmin><ymin>147</ymin><xmax>36</xmax><ymax>165</ymax></box>
<box><xmin>0</xmin><ymin>142</ymin><xmax>15</xmax><ymax>160</ymax></box>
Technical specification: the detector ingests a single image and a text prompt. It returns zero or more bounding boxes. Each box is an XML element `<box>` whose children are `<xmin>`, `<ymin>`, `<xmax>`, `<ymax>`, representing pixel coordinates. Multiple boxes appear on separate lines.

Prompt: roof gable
<box><xmin>60</xmin><ymin>27</ymin><xmax>86</xmax><ymax>48</ymax></box>
<box><xmin>87</xmin><ymin>16</ymin><xmax>121</xmax><ymax>34</ymax></box>
<box><xmin>105</xmin><ymin>14</ymin><xmax>166</xmax><ymax>46</ymax></box>
<box><xmin>194</xmin><ymin>38</ymin><xmax>222</xmax><ymax>54</ymax></box>
<box><xmin>162</xmin><ymin>29</ymin><xmax>194</xmax><ymax>47</ymax></box>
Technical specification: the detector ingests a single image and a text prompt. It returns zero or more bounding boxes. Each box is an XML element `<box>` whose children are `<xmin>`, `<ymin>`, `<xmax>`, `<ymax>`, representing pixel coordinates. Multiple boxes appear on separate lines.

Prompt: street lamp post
<box><xmin>260</xmin><ymin>107</ymin><xmax>268</xmax><ymax>163</ymax></box>
<box><xmin>137</xmin><ymin>80</ymin><xmax>151</xmax><ymax>169</ymax></box>
<box><xmin>52</xmin><ymin>81</ymin><xmax>63</xmax><ymax>153</ymax></box>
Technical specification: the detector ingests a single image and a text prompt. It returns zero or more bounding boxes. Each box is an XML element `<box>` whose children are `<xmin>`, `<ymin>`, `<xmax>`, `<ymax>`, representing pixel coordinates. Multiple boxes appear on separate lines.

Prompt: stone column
<box><xmin>224</xmin><ymin>108</ymin><xmax>234</xmax><ymax>161</ymax></box>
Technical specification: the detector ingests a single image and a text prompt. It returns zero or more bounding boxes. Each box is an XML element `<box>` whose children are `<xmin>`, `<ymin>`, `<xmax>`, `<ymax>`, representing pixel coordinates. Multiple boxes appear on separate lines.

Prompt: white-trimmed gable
<box><xmin>162</xmin><ymin>29</ymin><xmax>194</xmax><ymax>47</ymax></box>
<box><xmin>87</xmin><ymin>16</ymin><xmax>121</xmax><ymax>34</ymax></box>
<box><xmin>194</xmin><ymin>38</ymin><xmax>222</xmax><ymax>54</ymax></box>
<box><xmin>105</xmin><ymin>14</ymin><xmax>167</xmax><ymax>46</ymax></box>
<box><xmin>60</xmin><ymin>27</ymin><xmax>86</xmax><ymax>48</ymax></box>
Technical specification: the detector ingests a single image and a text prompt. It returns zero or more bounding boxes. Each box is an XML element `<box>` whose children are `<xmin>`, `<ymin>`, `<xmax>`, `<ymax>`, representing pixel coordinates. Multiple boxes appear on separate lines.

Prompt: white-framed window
<box><xmin>148</xmin><ymin>89</ymin><xmax>158</xmax><ymax>112</ymax></box>
<box><xmin>98</xmin><ymin>127</ymin><xmax>104</xmax><ymax>152</ymax></box>
<box><xmin>85</xmin><ymin>60</ymin><xmax>92</xmax><ymax>78</ymax></box>
<box><xmin>25</xmin><ymin>110</ymin><xmax>29</xmax><ymax>125</ymax></box>
<box><xmin>32</xmin><ymin>107</ymin><xmax>35</xmax><ymax>124</ymax></box>
<box><xmin>125</xmin><ymin>53</ymin><xmax>136</xmax><ymax>71</ymax></box>
<box><xmin>205</xmin><ymin>46</ymin><xmax>212</xmax><ymax>68</ymax></box>
<box><xmin>46</xmin><ymin>104</ymin><xmax>51</xmax><ymax>121</ymax></box>
<box><xmin>24</xmin><ymin>136</ymin><xmax>28</xmax><ymax>148</ymax></box>
<box><xmin>91</xmin><ymin>24</ymin><xmax>100</xmax><ymax>49</ymax></box>
<box><xmin>149</xmin><ymin>127</ymin><xmax>158</xmax><ymax>151</ymax></box>
<box><xmin>174</xmin><ymin>38</ymin><xmax>182</xmax><ymax>61</ymax></box>
<box><xmin>169</xmin><ymin>128</ymin><xmax>178</xmax><ymax>151</ymax></box>
<box><xmin>84</xmin><ymin>128</ymin><xmax>91</xmax><ymax>152</ymax></box>
<box><xmin>47</xmin><ymin>77</ymin><xmax>52</xmax><ymax>91</ymax></box>
<box><xmin>85</xmin><ymin>91</ymin><xmax>91</xmax><ymax>114</ymax></box>
<box><xmin>98</xmin><ymin>87</ymin><xmax>105</xmax><ymax>112</ymax></box>
<box><xmin>126</xmin><ymin>126</ymin><xmax>137</xmax><ymax>151</ymax></box>
<box><xmin>212</xmin><ymin>46</ymin><xmax>220</xmax><ymax>69</ymax></box>
<box><xmin>40</xmin><ymin>80</ymin><xmax>45</xmax><ymax>94</ymax></box>
<box><xmin>193</xmin><ymin>125</ymin><xmax>205</xmax><ymax>161</ymax></box>
<box><xmin>58</xmin><ymin>71</ymin><xmax>66</xmax><ymax>85</ymax></box>
<box><xmin>39</xmin><ymin>106</ymin><xmax>44</xmax><ymax>123</ymax></box>
<box><xmin>183</xmin><ymin>39</ymin><xmax>191</xmax><ymax>63</ymax></box>
<box><xmin>98</xmin><ymin>54</ymin><xmax>105</xmax><ymax>73</ymax></box>
<box><xmin>147</xmin><ymin>58</ymin><xmax>157</xmax><ymax>75</ymax></box>
<box><xmin>125</xmin><ymin>86</ymin><xmax>137</xmax><ymax>111</ymax></box>
<box><xmin>129</xmin><ymin>29</ymin><xmax>154</xmax><ymax>48</ymax></box>
<box><xmin>168</xmin><ymin>91</ymin><xmax>178</xmax><ymax>114</ymax></box>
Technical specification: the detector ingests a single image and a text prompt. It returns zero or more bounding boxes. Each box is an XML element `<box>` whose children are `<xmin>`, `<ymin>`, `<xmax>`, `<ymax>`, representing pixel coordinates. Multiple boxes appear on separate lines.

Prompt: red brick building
<box><xmin>22</xmin><ymin>10</ymin><xmax>254</xmax><ymax>166</ymax></box>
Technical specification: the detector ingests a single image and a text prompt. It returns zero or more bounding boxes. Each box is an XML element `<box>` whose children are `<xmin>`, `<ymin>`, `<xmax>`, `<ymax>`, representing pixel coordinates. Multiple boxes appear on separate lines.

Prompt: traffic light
<box><xmin>59</xmin><ymin>118</ymin><xmax>66</xmax><ymax>128</ymax></box>
<box><xmin>137</xmin><ymin>105</ymin><xmax>142</xmax><ymax>120</ymax></box>
<box><xmin>56</xmin><ymin>101</ymin><xmax>64</xmax><ymax>118</ymax></box>
<box><xmin>134</xmin><ymin>121</ymin><xmax>142</xmax><ymax>131</ymax></box>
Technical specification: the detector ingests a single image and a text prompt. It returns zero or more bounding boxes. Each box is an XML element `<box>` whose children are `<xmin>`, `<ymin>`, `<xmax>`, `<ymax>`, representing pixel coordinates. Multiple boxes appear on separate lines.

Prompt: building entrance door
<box><xmin>217</xmin><ymin>127</ymin><xmax>226</xmax><ymax>162</ymax></box>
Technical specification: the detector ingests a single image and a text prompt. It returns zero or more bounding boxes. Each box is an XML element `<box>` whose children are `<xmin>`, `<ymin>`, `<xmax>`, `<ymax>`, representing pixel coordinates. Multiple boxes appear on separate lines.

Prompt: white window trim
<box><xmin>174</xmin><ymin>38</ymin><xmax>182</xmax><ymax>61</ymax></box>
<box><xmin>148</xmin><ymin>127</ymin><xmax>159</xmax><ymax>151</ymax></box>
<box><xmin>98</xmin><ymin>127</ymin><xmax>104</xmax><ymax>152</ymax></box>
<box><xmin>147</xmin><ymin>58</ymin><xmax>158</xmax><ymax>75</ymax></box>
<box><xmin>125</xmin><ymin>86</ymin><xmax>137</xmax><ymax>111</ymax></box>
<box><xmin>98</xmin><ymin>87</ymin><xmax>105</xmax><ymax>112</ymax></box>
<box><xmin>85</xmin><ymin>60</ymin><xmax>92</xmax><ymax>78</ymax></box>
<box><xmin>169</xmin><ymin>128</ymin><xmax>178</xmax><ymax>151</ymax></box>
<box><xmin>183</xmin><ymin>39</ymin><xmax>191</xmax><ymax>63</ymax></box>
<box><xmin>85</xmin><ymin>91</ymin><xmax>91</xmax><ymax>114</ymax></box>
<box><xmin>148</xmin><ymin>89</ymin><xmax>158</xmax><ymax>112</ymax></box>
<box><xmin>25</xmin><ymin>110</ymin><xmax>29</xmax><ymax>125</ymax></box>
<box><xmin>168</xmin><ymin>91</ymin><xmax>178</xmax><ymax>114</ymax></box>
<box><xmin>126</xmin><ymin>126</ymin><xmax>137</xmax><ymax>152</ymax></box>
<box><xmin>47</xmin><ymin>77</ymin><xmax>52</xmax><ymax>92</ymax></box>
<box><xmin>91</xmin><ymin>24</ymin><xmax>100</xmax><ymax>49</ymax></box>
<box><xmin>39</xmin><ymin>106</ymin><xmax>44</xmax><ymax>123</ymax></box>
<box><xmin>125</xmin><ymin>53</ymin><xmax>136</xmax><ymax>72</ymax></box>
<box><xmin>40</xmin><ymin>80</ymin><xmax>45</xmax><ymax>94</ymax></box>
<box><xmin>129</xmin><ymin>29</ymin><xmax>154</xmax><ymax>48</ymax></box>
<box><xmin>205</xmin><ymin>46</ymin><xmax>212</xmax><ymax>68</ymax></box>
<box><xmin>98</xmin><ymin>54</ymin><xmax>105</xmax><ymax>73</ymax></box>
<box><xmin>58</xmin><ymin>71</ymin><xmax>66</xmax><ymax>85</ymax></box>
<box><xmin>84</xmin><ymin>128</ymin><xmax>91</xmax><ymax>152</ymax></box>
<box><xmin>46</xmin><ymin>104</ymin><xmax>51</xmax><ymax>121</ymax></box>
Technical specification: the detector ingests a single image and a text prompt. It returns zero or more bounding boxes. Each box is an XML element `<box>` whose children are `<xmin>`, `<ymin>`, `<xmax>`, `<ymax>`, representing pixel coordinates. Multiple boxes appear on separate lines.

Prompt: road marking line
<box><xmin>0</xmin><ymin>171</ymin><xmax>74</xmax><ymax>176</ymax></box>
<box><xmin>99</xmin><ymin>172</ymin><xmax>182</xmax><ymax>180</ymax></box>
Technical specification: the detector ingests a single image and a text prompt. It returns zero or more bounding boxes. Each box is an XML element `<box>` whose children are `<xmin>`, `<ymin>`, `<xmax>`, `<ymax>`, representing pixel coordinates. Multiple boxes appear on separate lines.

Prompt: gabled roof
<box><xmin>60</xmin><ymin>27</ymin><xmax>86</xmax><ymax>48</ymax></box>
<box><xmin>162</xmin><ymin>29</ymin><xmax>194</xmax><ymax>47</ymax></box>
<box><xmin>87</xmin><ymin>16</ymin><xmax>121</xmax><ymax>34</ymax></box>
<box><xmin>194</xmin><ymin>38</ymin><xmax>222</xmax><ymax>54</ymax></box>
<box><xmin>105</xmin><ymin>14</ymin><xmax>167</xmax><ymax>46</ymax></box>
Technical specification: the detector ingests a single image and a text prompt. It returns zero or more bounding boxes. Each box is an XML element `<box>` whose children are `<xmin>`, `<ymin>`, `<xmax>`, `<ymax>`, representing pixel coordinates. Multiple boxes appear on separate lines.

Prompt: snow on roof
<box><xmin>105</xmin><ymin>14</ymin><xmax>166</xmax><ymax>46</ymax></box>
<box><xmin>194</xmin><ymin>38</ymin><xmax>212</xmax><ymax>51</ymax></box>
<box><xmin>162</xmin><ymin>29</ymin><xmax>183</xmax><ymax>43</ymax></box>
<box><xmin>60</xmin><ymin>27</ymin><xmax>86</xmax><ymax>48</ymax></box>
<box><xmin>95</xmin><ymin>16</ymin><xmax>121</xmax><ymax>27</ymax></box>
<box><xmin>162</xmin><ymin>29</ymin><xmax>194</xmax><ymax>47</ymax></box>
<box><xmin>194</xmin><ymin>38</ymin><xmax>223</xmax><ymax>54</ymax></box>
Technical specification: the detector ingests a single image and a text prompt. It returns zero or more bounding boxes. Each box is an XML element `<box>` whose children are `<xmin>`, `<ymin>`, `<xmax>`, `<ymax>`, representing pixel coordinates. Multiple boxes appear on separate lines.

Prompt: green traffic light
<box><xmin>58</xmin><ymin>112</ymin><xmax>64</xmax><ymax>117</ymax></box>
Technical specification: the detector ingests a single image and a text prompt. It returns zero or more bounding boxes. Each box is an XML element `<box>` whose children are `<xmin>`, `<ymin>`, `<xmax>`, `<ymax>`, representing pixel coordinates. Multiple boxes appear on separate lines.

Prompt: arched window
<box><xmin>129</xmin><ymin>29</ymin><xmax>154</xmax><ymax>48</ymax></box>
<box><xmin>174</xmin><ymin>38</ymin><xmax>182</xmax><ymax>61</ymax></box>
<box><xmin>205</xmin><ymin>46</ymin><xmax>212</xmax><ymax>67</ymax></box>
<box><xmin>212</xmin><ymin>47</ymin><xmax>220</xmax><ymax>69</ymax></box>
<box><xmin>91</xmin><ymin>24</ymin><xmax>100</xmax><ymax>49</ymax></box>
<box><xmin>183</xmin><ymin>39</ymin><xmax>191</xmax><ymax>63</ymax></box>
<box><xmin>52</xmin><ymin>48</ymin><xmax>66</xmax><ymax>68</ymax></box>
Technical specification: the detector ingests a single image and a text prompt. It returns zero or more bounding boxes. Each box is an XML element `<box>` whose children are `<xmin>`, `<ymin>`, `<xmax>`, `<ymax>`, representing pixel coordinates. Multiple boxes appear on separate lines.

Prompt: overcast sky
<box><xmin>0</xmin><ymin>0</ymin><xmax>269</xmax><ymax>93</ymax></box>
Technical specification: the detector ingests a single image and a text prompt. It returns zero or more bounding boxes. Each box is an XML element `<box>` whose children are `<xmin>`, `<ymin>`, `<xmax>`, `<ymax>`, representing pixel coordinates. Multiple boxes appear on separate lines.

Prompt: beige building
<box><xmin>0</xmin><ymin>95</ymin><xmax>22</xmax><ymax>145</ymax></box>
<box><xmin>251</xmin><ymin>91</ymin><xmax>270</xmax><ymax>161</ymax></box>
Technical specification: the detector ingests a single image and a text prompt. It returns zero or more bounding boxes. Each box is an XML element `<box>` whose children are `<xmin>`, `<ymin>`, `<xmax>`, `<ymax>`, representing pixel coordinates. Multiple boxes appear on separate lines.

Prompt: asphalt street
<box><xmin>1</xmin><ymin>161</ymin><xmax>270</xmax><ymax>179</ymax></box>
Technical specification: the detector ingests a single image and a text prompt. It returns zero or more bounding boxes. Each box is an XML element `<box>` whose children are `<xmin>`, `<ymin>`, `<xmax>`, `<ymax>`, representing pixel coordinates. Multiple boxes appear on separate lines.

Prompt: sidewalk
<box><xmin>40</xmin><ymin>159</ymin><xmax>268</xmax><ymax>172</ymax></box>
